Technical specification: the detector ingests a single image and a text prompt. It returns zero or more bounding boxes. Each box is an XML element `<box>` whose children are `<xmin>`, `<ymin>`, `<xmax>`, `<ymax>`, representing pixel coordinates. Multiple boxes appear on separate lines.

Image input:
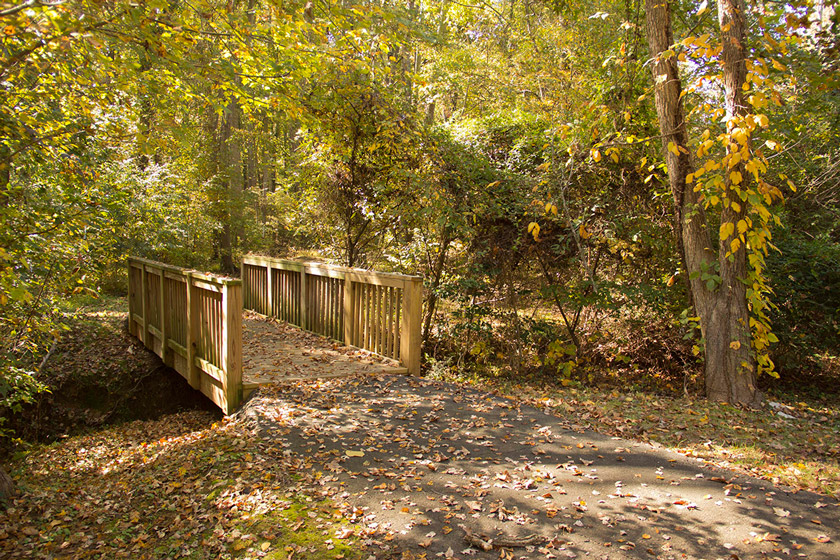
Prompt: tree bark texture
<box><xmin>707</xmin><ymin>0</ymin><xmax>757</xmax><ymax>404</ymax></box>
<box><xmin>644</xmin><ymin>0</ymin><xmax>758</xmax><ymax>405</ymax></box>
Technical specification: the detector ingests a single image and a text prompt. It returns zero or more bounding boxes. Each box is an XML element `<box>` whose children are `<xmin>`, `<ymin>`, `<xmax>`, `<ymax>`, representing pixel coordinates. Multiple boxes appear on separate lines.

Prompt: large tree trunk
<box><xmin>0</xmin><ymin>465</ymin><xmax>14</xmax><ymax>501</ymax></box>
<box><xmin>645</xmin><ymin>0</ymin><xmax>758</xmax><ymax>405</ymax></box>
<box><xmin>217</xmin><ymin>100</ymin><xmax>243</xmax><ymax>273</ymax></box>
<box><xmin>706</xmin><ymin>0</ymin><xmax>758</xmax><ymax>404</ymax></box>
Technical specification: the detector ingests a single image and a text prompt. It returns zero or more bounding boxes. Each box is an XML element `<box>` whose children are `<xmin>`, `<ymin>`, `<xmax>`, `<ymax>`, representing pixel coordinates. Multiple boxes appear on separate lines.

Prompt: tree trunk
<box><xmin>707</xmin><ymin>0</ymin><xmax>758</xmax><ymax>404</ymax></box>
<box><xmin>644</xmin><ymin>0</ymin><xmax>758</xmax><ymax>405</ymax></box>
<box><xmin>217</xmin><ymin>100</ymin><xmax>243</xmax><ymax>273</ymax></box>
<box><xmin>0</xmin><ymin>465</ymin><xmax>14</xmax><ymax>501</ymax></box>
<box><xmin>421</xmin><ymin>231</ymin><xmax>451</xmax><ymax>347</ymax></box>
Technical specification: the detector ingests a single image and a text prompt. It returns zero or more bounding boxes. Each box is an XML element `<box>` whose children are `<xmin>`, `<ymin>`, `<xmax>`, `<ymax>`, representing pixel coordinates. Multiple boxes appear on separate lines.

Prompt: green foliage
<box><xmin>0</xmin><ymin>0</ymin><xmax>838</xmax><ymax>413</ymax></box>
<box><xmin>767</xmin><ymin>229</ymin><xmax>840</xmax><ymax>376</ymax></box>
<box><xmin>0</xmin><ymin>366</ymin><xmax>48</xmax><ymax>438</ymax></box>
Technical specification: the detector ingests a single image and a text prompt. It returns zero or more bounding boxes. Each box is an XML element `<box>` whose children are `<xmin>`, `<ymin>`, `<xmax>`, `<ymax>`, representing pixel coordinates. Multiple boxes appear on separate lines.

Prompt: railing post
<box><xmin>185</xmin><ymin>271</ymin><xmax>201</xmax><ymax>390</ymax></box>
<box><xmin>221</xmin><ymin>281</ymin><xmax>243</xmax><ymax>413</ymax></box>
<box><xmin>400</xmin><ymin>278</ymin><xmax>423</xmax><ymax>375</ymax></box>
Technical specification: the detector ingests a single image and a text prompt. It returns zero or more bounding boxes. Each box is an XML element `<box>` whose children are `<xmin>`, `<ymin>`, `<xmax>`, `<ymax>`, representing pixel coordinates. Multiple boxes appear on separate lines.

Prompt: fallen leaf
<box><xmin>773</xmin><ymin>507</ymin><xmax>790</xmax><ymax>518</ymax></box>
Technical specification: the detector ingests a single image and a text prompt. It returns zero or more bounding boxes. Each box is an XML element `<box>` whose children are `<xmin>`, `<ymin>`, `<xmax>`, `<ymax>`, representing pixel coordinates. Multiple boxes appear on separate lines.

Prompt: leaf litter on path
<box><xmin>239</xmin><ymin>375</ymin><xmax>840</xmax><ymax>559</ymax></box>
<box><xmin>5</xmin><ymin>373</ymin><xmax>840</xmax><ymax>560</ymax></box>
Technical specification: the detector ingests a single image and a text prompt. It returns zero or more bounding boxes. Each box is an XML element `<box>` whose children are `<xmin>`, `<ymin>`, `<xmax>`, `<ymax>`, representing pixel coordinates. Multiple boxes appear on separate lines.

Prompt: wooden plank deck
<box><xmin>241</xmin><ymin>310</ymin><xmax>407</xmax><ymax>398</ymax></box>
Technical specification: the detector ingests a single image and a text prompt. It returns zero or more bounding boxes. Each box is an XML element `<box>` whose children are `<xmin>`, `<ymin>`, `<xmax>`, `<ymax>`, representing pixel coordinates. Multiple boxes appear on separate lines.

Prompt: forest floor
<box><xmin>2</xmin><ymin>299</ymin><xmax>839</xmax><ymax>559</ymax></box>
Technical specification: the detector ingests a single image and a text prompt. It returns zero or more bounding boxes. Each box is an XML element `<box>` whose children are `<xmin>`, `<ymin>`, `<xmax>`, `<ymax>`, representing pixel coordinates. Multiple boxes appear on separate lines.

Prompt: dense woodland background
<box><xmin>1</xmin><ymin>0</ymin><xmax>839</xmax><ymax>431</ymax></box>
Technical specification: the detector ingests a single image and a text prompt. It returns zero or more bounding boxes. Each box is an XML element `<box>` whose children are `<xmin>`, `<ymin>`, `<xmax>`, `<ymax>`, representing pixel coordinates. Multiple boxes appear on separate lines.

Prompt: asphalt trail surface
<box><xmin>237</xmin><ymin>375</ymin><xmax>839</xmax><ymax>560</ymax></box>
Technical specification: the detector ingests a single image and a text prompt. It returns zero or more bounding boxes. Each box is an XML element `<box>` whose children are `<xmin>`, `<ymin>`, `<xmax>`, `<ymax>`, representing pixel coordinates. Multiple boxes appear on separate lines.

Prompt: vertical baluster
<box><xmin>279</xmin><ymin>271</ymin><xmax>285</xmax><ymax>321</ymax></box>
<box><xmin>334</xmin><ymin>278</ymin><xmax>340</xmax><ymax>340</ymax></box>
<box><xmin>315</xmin><ymin>276</ymin><xmax>324</xmax><ymax>333</ymax></box>
<box><xmin>385</xmin><ymin>287</ymin><xmax>393</xmax><ymax>358</ymax></box>
<box><xmin>330</xmin><ymin>278</ymin><xmax>336</xmax><ymax>338</ymax></box>
<box><xmin>215</xmin><ymin>293</ymin><xmax>221</xmax><ymax>365</ymax></box>
<box><xmin>374</xmin><ymin>285</ymin><xmax>380</xmax><ymax>353</ymax></box>
<box><xmin>395</xmin><ymin>288</ymin><xmax>402</xmax><ymax>358</ymax></box>
<box><xmin>363</xmin><ymin>284</ymin><xmax>373</xmax><ymax>350</ymax></box>
<box><xmin>360</xmin><ymin>284</ymin><xmax>367</xmax><ymax>349</ymax></box>
<box><xmin>373</xmin><ymin>286</ymin><xmax>380</xmax><ymax>355</ymax></box>
<box><xmin>326</xmin><ymin>278</ymin><xmax>332</xmax><ymax>338</ymax></box>
<box><xmin>323</xmin><ymin>278</ymin><xmax>328</xmax><ymax>336</ymax></box>
<box><xmin>355</xmin><ymin>282</ymin><xmax>362</xmax><ymax>346</ymax></box>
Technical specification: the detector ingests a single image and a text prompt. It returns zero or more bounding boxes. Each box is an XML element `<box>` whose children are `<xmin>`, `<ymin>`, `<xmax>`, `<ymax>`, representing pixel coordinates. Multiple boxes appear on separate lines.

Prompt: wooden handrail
<box><xmin>241</xmin><ymin>254</ymin><xmax>423</xmax><ymax>375</ymax></box>
<box><xmin>127</xmin><ymin>257</ymin><xmax>242</xmax><ymax>414</ymax></box>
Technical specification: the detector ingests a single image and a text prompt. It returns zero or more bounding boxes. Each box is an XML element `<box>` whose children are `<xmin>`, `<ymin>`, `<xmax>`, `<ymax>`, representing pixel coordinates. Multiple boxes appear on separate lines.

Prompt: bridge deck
<box><xmin>241</xmin><ymin>311</ymin><xmax>406</xmax><ymax>396</ymax></box>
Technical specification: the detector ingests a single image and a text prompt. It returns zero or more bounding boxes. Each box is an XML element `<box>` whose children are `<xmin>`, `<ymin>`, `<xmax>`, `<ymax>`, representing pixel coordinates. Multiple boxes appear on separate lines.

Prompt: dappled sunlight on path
<box><xmin>239</xmin><ymin>375</ymin><xmax>840</xmax><ymax>559</ymax></box>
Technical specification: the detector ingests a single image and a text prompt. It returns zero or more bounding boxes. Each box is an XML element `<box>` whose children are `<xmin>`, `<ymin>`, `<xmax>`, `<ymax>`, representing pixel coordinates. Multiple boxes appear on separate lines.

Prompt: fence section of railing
<box><xmin>242</xmin><ymin>255</ymin><xmax>423</xmax><ymax>375</ymax></box>
<box><xmin>127</xmin><ymin>257</ymin><xmax>243</xmax><ymax>414</ymax></box>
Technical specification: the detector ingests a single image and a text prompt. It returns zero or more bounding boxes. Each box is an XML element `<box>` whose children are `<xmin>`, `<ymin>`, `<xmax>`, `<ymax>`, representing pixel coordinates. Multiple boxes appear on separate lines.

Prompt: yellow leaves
<box><xmin>590</xmin><ymin>146</ymin><xmax>620</xmax><ymax>164</ymax></box>
<box><xmin>720</xmin><ymin>222</ymin><xmax>735</xmax><ymax>240</ymax></box>
<box><xmin>737</xmin><ymin>219</ymin><xmax>749</xmax><ymax>235</ymax></box>
<box><xmin>731</xmin><ymin>127</ymin><xmax>750</xmax><ymax>146</ymax></box>
<box><xmin>696</xmin><ymin>139</ymin><xmax>714</xmax><ymax>158</ymax></box>
<box><xmin>345</xmin><ymin>450</ymin><xmax>364</xmax><ymax>457</ymax></box>
<box><xmin>772</xmin><ymin>59</ymin><xmax>787</xmax><ymax>71</ymax></box>
<box><xmin>730</xmin><ymin>341</ymin><xmax>741</xmax><ymax>350</ymax></box>
<box><xmin>755</xmin><ymin>114</ymin><xmax>769</xmax><ymax>128</ymax></box>
<box><xmin>729</xmin><ymin>170</ymin><xmax>743</xmax><ymax>185</ymax></box>
<box><xmin>3</xmin><ymin>25</ymin><xmax>15</xmax><ymax>36</ymax></box>
<box><xmin>544</xmin><ymin>202</ymin><xmax>558</xmax><ymax>216</ymax></box>
<box><xmin>730</xmin><ymin>238</ymin><xmax>741</xmax><ymax>253</ymax></box>
<box><xmin>745</xmin><ymin>158</ymin><xmax>762</xmax><ymax>179</ymax></box>
<box><xmin>528</xmin><ymin>221</ymin><xmax>541</xmax><ymax>241</ymax></box>
<box><xmin>667</xmin><ymin>141</ymin><xmax>679</xmax><ymax>156</ymax></box>
<box><xmin>579</xmin><ymin>223</ymin><xmax>591</xmax><ymax>239</ymax></box>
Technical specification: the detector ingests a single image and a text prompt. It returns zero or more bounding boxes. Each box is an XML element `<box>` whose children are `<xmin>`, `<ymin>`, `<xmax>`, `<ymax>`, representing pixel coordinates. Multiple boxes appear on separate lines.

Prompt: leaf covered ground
<box><xmin>3</xmin><ymin>303</ymin><xmax>840</xmax><ymax>559</ymax></box>
<box><xmin>2</xmin><ymin>411</ymin><xmax>367</xmax><ymax>560</ymax></box>
<box><xmin>5</xmin><ymin>373</ymin><xmax>840</xmax><ymax>559</ymax></box>
<box><xmin>507</xmin><ymin>385</ymin><xmax>840</xmax><ymax>499</ymax></box>
<box><xmin>234</xmin><ymin>375</ymin><xmax>840</xmax><ymax>559</ymax></box>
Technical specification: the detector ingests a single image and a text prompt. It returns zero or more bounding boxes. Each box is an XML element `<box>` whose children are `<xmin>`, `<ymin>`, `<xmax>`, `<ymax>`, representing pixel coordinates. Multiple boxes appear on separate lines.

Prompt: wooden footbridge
<box><xmin>127</xmin><ymin>255</ymin><xmax>423</xmax><ymax>413</ymax></box>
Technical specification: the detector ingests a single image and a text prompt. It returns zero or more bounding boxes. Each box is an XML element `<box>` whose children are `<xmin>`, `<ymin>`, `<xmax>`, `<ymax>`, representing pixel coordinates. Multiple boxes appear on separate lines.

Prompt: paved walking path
<box><xmin>237</xmin><ymin>375</ymin><xmax>840</xmax><ymax>560</ymax></box>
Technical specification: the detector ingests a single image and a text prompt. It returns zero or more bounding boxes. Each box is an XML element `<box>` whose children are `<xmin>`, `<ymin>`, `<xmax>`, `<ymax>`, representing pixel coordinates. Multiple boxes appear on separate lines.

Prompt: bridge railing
<box><xmin>242</xmin><ymin>254</ymin><xmax>423</xmax><ymax>375</ymax></box>
<box><xmin>127</xmin><ymin>257</ymin><xmax>242</xmax><ymax>414</ymax></box>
